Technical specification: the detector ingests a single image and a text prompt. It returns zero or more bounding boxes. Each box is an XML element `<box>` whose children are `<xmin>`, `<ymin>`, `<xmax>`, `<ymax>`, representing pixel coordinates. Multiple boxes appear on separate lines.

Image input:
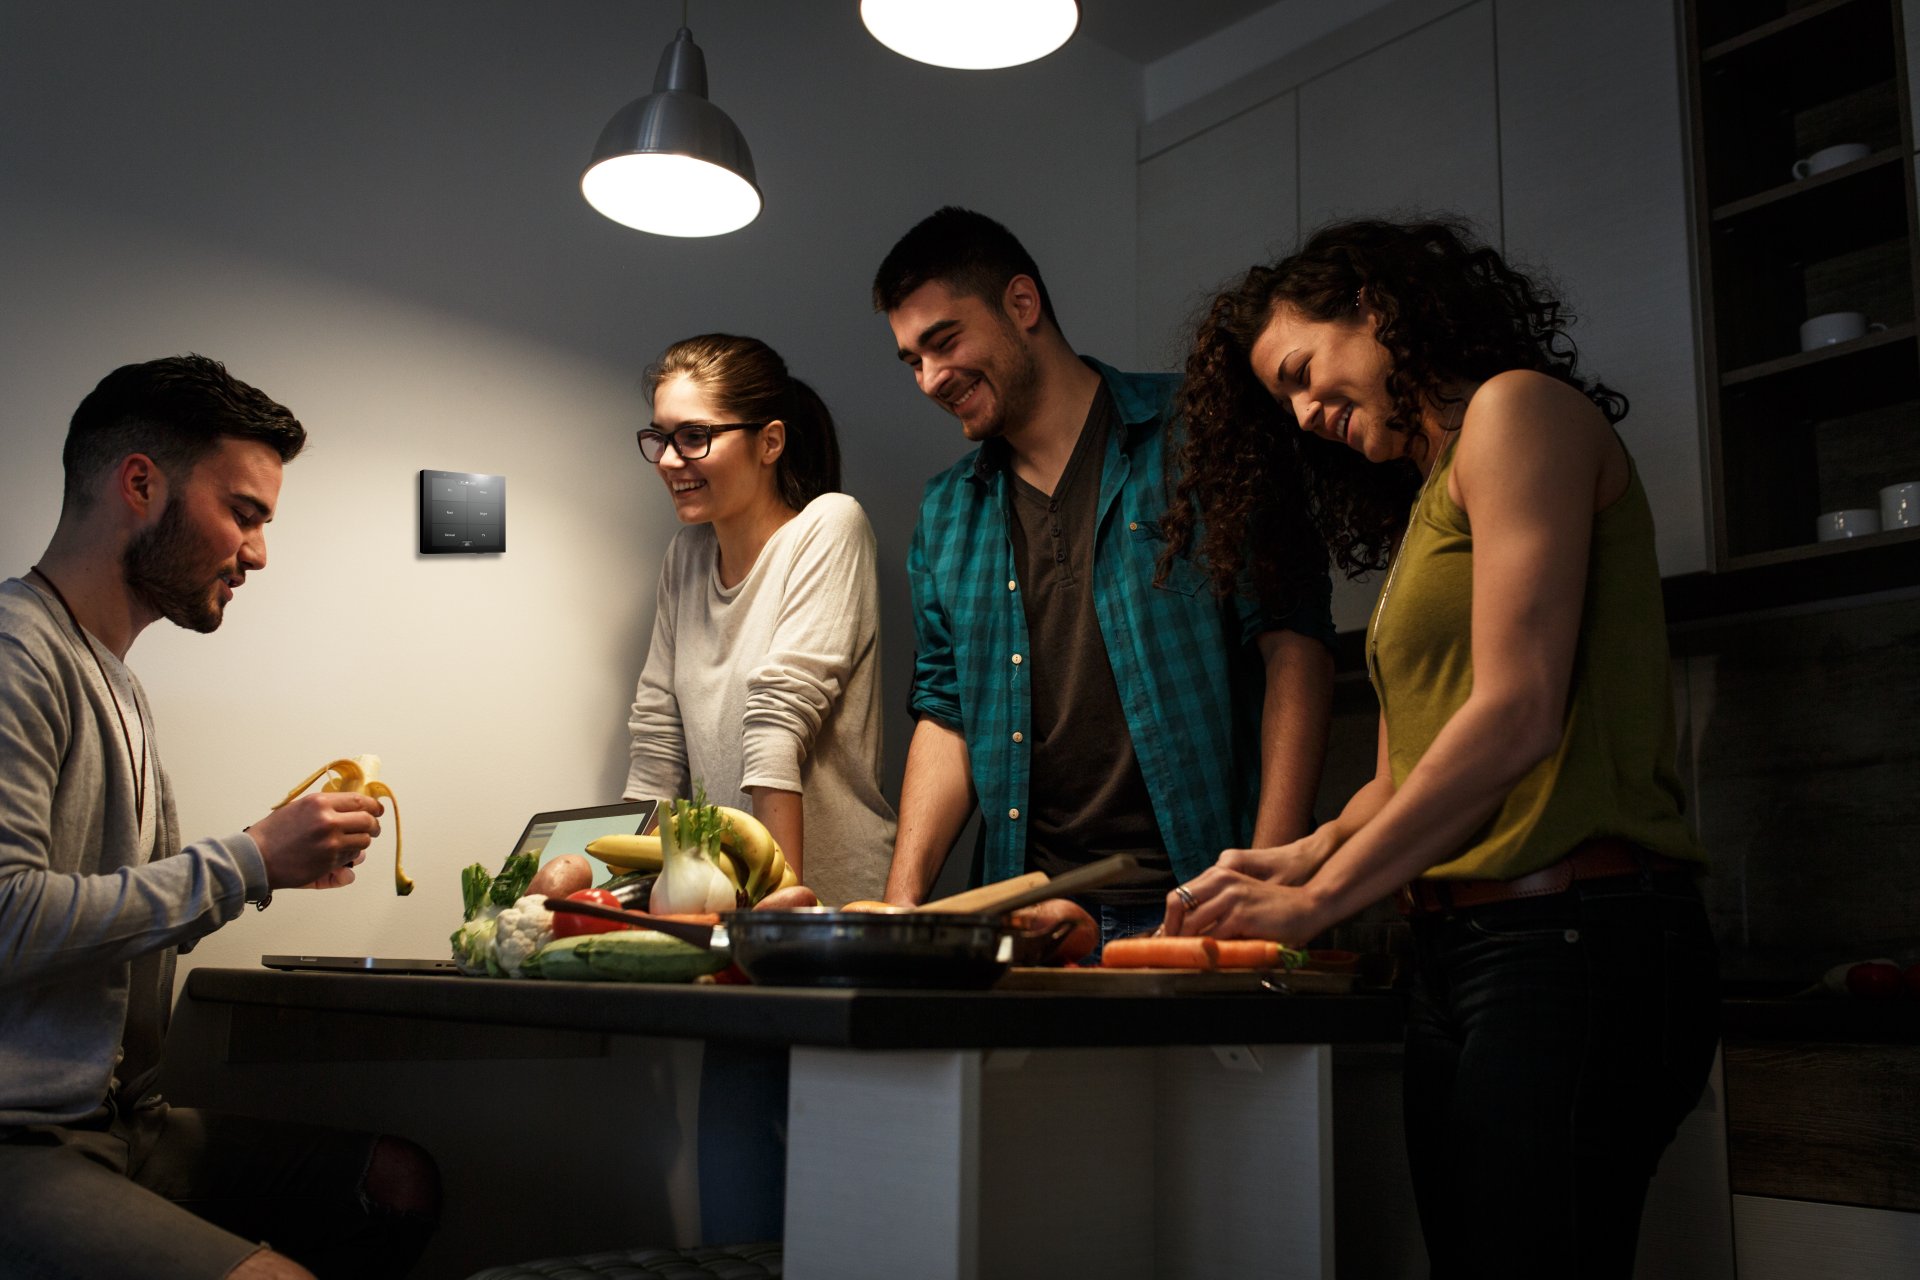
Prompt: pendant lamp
<box><xmin>860</xmin><ymin>0</ymin><xmax>1079</xmax><ymax>70</ymax></box>
<box><xmin>582</xmin><ymin>25</ymin><xmax>761</xmax><ymax>237</ymax></box>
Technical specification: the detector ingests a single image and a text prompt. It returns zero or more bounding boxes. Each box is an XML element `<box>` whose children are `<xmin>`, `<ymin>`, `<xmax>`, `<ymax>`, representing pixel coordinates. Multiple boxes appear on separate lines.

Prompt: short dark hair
<box><xmin>871</xmin><ymin>206</ymin><xmax>1058</xmax><ymax>327</ymax></box>
<box><xmin>646</xmin><ymin>333</ymin><xmax>842</xmax><ymax>511</ymax></box>
<box><xmin>63</xmin><ymin>354</ymin><xmax>305</xmax><ymax>510</ymax></box>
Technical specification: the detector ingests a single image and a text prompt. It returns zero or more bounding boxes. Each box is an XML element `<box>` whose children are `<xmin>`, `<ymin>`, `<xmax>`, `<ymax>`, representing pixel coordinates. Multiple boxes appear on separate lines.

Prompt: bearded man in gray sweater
<box><xmin>0</xmin><ymin>356</ymin><xmax>438</xmax><ymax>1279</ymax></box>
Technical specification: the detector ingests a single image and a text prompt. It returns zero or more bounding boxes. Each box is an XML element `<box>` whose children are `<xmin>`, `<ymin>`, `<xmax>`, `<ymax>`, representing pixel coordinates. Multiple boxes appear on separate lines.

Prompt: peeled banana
<box><xmin>274</xmin><ymin>755</ymin><xmax>410</xmax><ymax>895</ymax></box>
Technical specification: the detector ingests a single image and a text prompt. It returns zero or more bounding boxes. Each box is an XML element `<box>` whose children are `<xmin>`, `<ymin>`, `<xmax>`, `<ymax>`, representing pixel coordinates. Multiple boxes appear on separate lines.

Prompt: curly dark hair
<box><xmin>1158</xmin><ymin>218</ymin><xmax>1627</xmax><ymax>594</ymax></box>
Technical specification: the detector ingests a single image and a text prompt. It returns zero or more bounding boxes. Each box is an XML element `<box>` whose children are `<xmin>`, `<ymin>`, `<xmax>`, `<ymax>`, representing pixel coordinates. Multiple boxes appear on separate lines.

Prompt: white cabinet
<box><xmin>1296</xmin><ymin>1</ymin><xmax>1501</xmax><ymax>242</ymax></box>
<box><xmin>1498</xmin><ymin>0</ymin><xmax>1708</xmax><ymax>575</ymax></box>
<box><xmin>1134</xmin><ymin>0</ymin><xmax>1711</xmax><ymax>596</ymax></box>
<box><xmin>1137</xmin><ymin>93</ymin><xmax>1299</xmax><ymax>370</ymax></box>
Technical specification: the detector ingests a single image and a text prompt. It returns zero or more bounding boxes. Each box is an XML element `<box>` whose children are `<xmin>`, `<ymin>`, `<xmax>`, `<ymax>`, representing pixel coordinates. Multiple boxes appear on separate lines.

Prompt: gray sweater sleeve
<box><xmin>0</xmin><ymin>628</ymin><xmax>264</xmax><ymax>992</ymax></box>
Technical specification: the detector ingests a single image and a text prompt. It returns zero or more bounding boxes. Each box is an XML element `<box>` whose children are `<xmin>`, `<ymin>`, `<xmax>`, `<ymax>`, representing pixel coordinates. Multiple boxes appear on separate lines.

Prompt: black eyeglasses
<box><xmin>636</xmin><ymin>422</ymin><xmax>763</xmax><ymax>463</ymax></box>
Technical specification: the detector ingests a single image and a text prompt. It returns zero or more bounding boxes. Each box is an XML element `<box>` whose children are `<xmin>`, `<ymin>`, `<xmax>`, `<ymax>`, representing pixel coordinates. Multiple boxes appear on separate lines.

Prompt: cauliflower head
<box><xmin>491</xmin><ymin>895</ymin><xmax>556</xmax><ymax>977</ymax></box>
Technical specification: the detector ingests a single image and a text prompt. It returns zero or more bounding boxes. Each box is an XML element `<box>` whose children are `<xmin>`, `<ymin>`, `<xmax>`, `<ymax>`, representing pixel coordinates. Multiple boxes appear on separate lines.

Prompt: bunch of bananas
<box><xmin>275</xmin><ymin>754</ymin><xmax>410</xmax><ymax>895</ymax></box>
<box><xmin>587</xmin><ymin>804</ymin><xmax>796</xmax><ymax>906</ymax></box>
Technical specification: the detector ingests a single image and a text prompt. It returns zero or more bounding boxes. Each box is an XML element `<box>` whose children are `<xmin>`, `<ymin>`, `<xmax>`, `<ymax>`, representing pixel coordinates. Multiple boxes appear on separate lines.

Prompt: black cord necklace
<box><xmin>28</xmin><ymin>565</ymin><xmax>148</xmax><ymax>829</ymax></box>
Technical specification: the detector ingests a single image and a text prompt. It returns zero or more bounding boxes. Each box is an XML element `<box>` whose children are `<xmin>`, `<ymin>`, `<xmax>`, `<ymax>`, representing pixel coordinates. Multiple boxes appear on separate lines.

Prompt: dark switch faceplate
<box><xmin>419</xmin><ymin>470</ymin><xmax>507</xmax><ymax>554</ymax></box>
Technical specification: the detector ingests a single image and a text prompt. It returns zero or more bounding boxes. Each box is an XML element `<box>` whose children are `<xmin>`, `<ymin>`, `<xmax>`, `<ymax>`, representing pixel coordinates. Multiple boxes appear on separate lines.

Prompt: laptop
<box><xmin>262</xmin><ymin>798</ymin><xmax>660</xmax><ymax>975</ymax></box>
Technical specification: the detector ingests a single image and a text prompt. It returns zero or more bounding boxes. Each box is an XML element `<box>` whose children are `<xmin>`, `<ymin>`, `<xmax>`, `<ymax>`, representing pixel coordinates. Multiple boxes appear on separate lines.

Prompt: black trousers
<box><xmin>1402</xmin><ymin>870</ymin><xmax>1721</xmax><ymax>1279</ymax></box>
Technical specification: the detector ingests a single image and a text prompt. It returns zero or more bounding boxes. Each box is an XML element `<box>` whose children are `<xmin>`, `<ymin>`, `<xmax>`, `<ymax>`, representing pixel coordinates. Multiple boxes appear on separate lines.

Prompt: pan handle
<box><xmin>545</xmin><ymin>898</ymin><xmax>719</xmax><ymax>949</ymax></box>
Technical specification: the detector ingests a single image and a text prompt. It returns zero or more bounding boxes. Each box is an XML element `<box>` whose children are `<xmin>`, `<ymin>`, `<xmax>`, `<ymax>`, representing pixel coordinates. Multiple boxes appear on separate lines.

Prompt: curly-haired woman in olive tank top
<box><xmin>1160</xmin><ymin>219</ymin><xmax>1719</xmax><ymax>1280</ymax></box>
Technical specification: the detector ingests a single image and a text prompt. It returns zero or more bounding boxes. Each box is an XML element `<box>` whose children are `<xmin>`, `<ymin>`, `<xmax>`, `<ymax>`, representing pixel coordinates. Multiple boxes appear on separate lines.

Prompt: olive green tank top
<box><xmin>1366</xmin><ymin>432</ymin><xmax>1705</xmax><ymax>881</ymax></box>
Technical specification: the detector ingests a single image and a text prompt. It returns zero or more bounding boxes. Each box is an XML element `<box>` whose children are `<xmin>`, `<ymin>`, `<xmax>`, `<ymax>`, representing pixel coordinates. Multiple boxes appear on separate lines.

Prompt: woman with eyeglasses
<box><xmin>624</xmin><ymin>333</ymin><xmax>896</xmax><ymax>907</ymax></box>
<box><xmin>1157</xmin><ymin>220</ymin><xmax>1718</xmax><ymax>1278</ymax></box>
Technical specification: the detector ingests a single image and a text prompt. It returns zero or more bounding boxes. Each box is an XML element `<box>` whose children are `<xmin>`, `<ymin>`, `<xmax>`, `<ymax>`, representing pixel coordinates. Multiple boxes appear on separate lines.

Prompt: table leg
<box><xmin>784</xmin><ymin>1047</ymin><xmax>983</xmax><ymax>1280</ymax></box>
<box><xmin>781</xmin><ymin>1044</ymin><xmax>1332</xmax><ymax>1280</ymax></box>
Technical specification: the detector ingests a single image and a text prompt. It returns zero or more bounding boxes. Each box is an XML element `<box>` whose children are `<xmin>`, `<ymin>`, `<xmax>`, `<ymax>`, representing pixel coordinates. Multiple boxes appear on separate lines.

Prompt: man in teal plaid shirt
<box><xmin>872</xmin><ymin>208</ymin><xmax>1335</xmax><ymax>948</ymax></box>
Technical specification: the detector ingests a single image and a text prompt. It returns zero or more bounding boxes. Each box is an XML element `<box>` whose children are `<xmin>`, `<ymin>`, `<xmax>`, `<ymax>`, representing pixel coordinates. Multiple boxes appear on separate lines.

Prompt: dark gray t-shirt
<box><xmin>1006</xmin><ymin>387</ymin><xmax>1175</xmax><ymax>904</ymax></box>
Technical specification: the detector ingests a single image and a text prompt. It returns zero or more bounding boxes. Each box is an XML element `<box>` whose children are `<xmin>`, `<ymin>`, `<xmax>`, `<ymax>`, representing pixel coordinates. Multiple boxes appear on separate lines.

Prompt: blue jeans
<box><xmin>1080</xmin><ymin>899</ymin><xmax>1167</xmax><ymax>964</ymax></box>
<box><xmin>1403</xmin><ymin>869</ymin><xmax>1720</xmax><ymax>1279</ymax></box>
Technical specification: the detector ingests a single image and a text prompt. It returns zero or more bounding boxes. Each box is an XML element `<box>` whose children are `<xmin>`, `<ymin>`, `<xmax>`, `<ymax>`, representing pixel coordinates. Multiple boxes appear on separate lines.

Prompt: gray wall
<box><xmin>0</xmin><ymin>0</ymin><xmax>1142</xmax><ymax>967</ymax></box>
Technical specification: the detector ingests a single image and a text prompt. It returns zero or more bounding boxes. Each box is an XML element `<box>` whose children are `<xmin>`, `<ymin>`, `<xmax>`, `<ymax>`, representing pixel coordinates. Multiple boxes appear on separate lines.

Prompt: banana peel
<box><xmin>274</xmin><ymin>754</ymin><xmax>410</xmax><ymax>895</ymax></box>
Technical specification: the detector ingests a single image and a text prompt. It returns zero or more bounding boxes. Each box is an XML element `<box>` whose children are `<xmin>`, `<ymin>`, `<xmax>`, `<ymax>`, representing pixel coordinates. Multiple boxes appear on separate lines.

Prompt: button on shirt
<box><xmin>1009</xmin><ymin>383</ymin><xmax>1171</xmax><ymax>903</ymax></box>
<box><xmin>906</xmin><ymin>359</ymin><xmax>1335</xmax><ymax>885</ymax></box>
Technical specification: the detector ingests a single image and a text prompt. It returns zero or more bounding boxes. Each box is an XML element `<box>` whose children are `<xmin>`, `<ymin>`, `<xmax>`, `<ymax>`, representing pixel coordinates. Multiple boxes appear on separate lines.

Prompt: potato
<box><xmin>752</xmin><ymin>885</ymin><xmax>822</xmax><ymax>911</ymax></box>
<box><xmin>526</xmin><ymin>854</ymin><xmax>592</xmax><ymax>902</ymax></box>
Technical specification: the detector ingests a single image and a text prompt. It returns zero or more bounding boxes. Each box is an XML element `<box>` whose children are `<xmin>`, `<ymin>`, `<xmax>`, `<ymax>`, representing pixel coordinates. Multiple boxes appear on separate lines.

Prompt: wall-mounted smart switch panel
<box><xmin>419</xmin><ymin>470</ymin><xmax>506</xmax><ymax>553</ymax></box>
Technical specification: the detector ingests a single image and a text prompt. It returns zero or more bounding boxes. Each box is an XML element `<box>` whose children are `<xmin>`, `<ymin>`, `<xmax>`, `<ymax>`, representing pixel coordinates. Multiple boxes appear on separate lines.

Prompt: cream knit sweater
<box><xmin>625</xmin><ymin>493</ymin><xmax>896</xmax><ymax>907</ymax></box>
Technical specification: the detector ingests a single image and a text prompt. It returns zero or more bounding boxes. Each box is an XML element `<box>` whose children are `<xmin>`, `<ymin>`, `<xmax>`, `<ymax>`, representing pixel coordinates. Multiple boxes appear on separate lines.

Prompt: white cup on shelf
<box><xmin>1814</xmin><ymin>508</ymin><xmax>1881</xmax><ymax>541</ymax></box>
<box><xmin>1880</xmin><ymin>481</ymin><xmax>1920</xmax><ymax>530</ymax></box>
<box><xmin>1791</xmin><ymin>142</ymin><xmax>1871</xmax><ymax>180</ymax></box>
<box><xmin>1798</xmin><ymin>311</ymin><xmax>1884</xmax><ymax>351</ymax></box>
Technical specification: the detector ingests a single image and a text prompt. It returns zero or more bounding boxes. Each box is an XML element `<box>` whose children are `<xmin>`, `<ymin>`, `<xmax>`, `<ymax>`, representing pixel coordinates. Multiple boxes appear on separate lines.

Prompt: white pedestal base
<box><xmin>782</xmin><ymin>1043</ymin><xmax>1333</xmax><ymax>1280</ymax></box>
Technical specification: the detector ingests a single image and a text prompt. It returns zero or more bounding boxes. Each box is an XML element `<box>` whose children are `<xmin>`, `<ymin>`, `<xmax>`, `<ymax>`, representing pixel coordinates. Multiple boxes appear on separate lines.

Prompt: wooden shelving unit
<box><xmin>1685</xmin><ymin>0</ymin><xmax>1920</xmax><ymax>570</ymax></box>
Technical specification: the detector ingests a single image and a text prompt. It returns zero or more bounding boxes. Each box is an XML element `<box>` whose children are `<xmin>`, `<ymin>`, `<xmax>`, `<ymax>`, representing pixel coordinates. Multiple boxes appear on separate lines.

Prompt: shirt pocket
<box><xmin>1128</xmin><ymin>520</ymin><xmax>1207</xmax><ymax>597</ymax></box>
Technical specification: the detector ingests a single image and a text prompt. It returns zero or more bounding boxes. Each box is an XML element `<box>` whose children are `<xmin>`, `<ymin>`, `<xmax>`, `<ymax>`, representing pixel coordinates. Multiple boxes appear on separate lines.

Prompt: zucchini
<box><xmin>522</xmin><ymin>935</ymin><xmax>607</xmax><ymax>981</ymax></box>
<box><xmin>578</xmin><ymin>930</ymin><xmax>727</xmax><ymax>982</ymax></box>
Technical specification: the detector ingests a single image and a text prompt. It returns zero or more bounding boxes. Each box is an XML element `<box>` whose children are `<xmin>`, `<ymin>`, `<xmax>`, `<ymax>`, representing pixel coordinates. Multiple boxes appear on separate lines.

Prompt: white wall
<box><xmin>0</xmin><ymin>1</ymin><xmax>1142</xmax><ymax>972</ymax></box>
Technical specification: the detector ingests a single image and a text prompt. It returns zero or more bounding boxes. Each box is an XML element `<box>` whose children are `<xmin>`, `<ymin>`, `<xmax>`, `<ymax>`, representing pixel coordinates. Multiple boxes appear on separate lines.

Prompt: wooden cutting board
<box><xmin>998</xmin><ymin>966</ymin><xmax>1359</xmax><ymax>995</ymax></box>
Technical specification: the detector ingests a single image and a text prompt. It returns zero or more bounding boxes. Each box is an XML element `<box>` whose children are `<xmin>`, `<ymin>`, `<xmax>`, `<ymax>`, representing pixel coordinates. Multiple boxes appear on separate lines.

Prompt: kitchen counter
<box><xmin>170</xmin><ymin>967</ymin><xmax>1402</xmax><ymax>1280</ymax></box>
<box><xmin>183</xmin><ymin>965</ymin><xmax>1407</xmax><ymax>1049</ymax></box>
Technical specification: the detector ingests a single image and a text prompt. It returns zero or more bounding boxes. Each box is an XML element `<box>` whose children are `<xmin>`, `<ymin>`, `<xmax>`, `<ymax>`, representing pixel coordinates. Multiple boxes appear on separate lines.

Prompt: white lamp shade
<box><xmin>582</xmin><ymin>27</ymin><xmax>761</xmax><ymax>237</ymax></box>
<box><xmin>583</xmin><ymin>152</ymin><xmax>762</xmax><ymax>237</ymax></box>
<box><xmin>861</xmin><ymin>0</ymin><xmax>1079</xmax><ymax>70</ymax></box>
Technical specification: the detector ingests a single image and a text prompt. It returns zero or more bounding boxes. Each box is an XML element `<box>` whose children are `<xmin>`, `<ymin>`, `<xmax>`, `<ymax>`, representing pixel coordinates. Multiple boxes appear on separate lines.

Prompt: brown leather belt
<box><xmin>1398</xmin><ymin>838</ymin><xmax>1696</xmax><ymax>916</ymax></box>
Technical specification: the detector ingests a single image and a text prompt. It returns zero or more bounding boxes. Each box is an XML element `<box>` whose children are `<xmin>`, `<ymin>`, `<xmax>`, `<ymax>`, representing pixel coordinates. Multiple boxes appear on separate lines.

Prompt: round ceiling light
<box><xmin>582</xmin><ymin>27</ymin><xmax>761</xmax><ymax>237</ymax></box>
<box><xmin>860</xmin><ymin>0</ymin><xmax>1079</xmax><ymax>71</ymax></box>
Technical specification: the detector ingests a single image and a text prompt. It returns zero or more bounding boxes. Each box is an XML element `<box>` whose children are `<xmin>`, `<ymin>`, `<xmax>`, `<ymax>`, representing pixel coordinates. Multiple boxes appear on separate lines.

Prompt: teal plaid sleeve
<box><xmin>905</xmin><ymin>496</ymin><xmax>963</xmax><ymax>732</ymax></box>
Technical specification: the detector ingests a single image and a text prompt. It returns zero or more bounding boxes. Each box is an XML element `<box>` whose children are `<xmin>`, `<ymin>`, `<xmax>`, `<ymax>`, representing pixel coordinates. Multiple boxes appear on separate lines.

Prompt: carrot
<box><xmin>653</xmin><ymin>912</ymin><xmax>722</xmax><ymax>925</ymax></box>
<box><xmin>1214</xmin><ymin>940</ymin><xmax>1284</xmax><ymax>970</ymax></box>
<box><xmin>1102</xmin><ymin>936</ymin><xmax>1219</xmax><ymax>970</ymax></box>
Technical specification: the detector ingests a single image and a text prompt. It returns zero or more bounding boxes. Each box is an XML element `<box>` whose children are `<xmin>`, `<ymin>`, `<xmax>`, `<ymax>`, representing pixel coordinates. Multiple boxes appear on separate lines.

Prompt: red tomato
<box><xmin>1845</xmin><ymin>962</ymin><xmax>1905</xmax><ymax>999</ymax></box>
<box><xmin>550</xmin><ymin>888</ymin><xmax>636</xmax><ymax>939</ymax></box>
